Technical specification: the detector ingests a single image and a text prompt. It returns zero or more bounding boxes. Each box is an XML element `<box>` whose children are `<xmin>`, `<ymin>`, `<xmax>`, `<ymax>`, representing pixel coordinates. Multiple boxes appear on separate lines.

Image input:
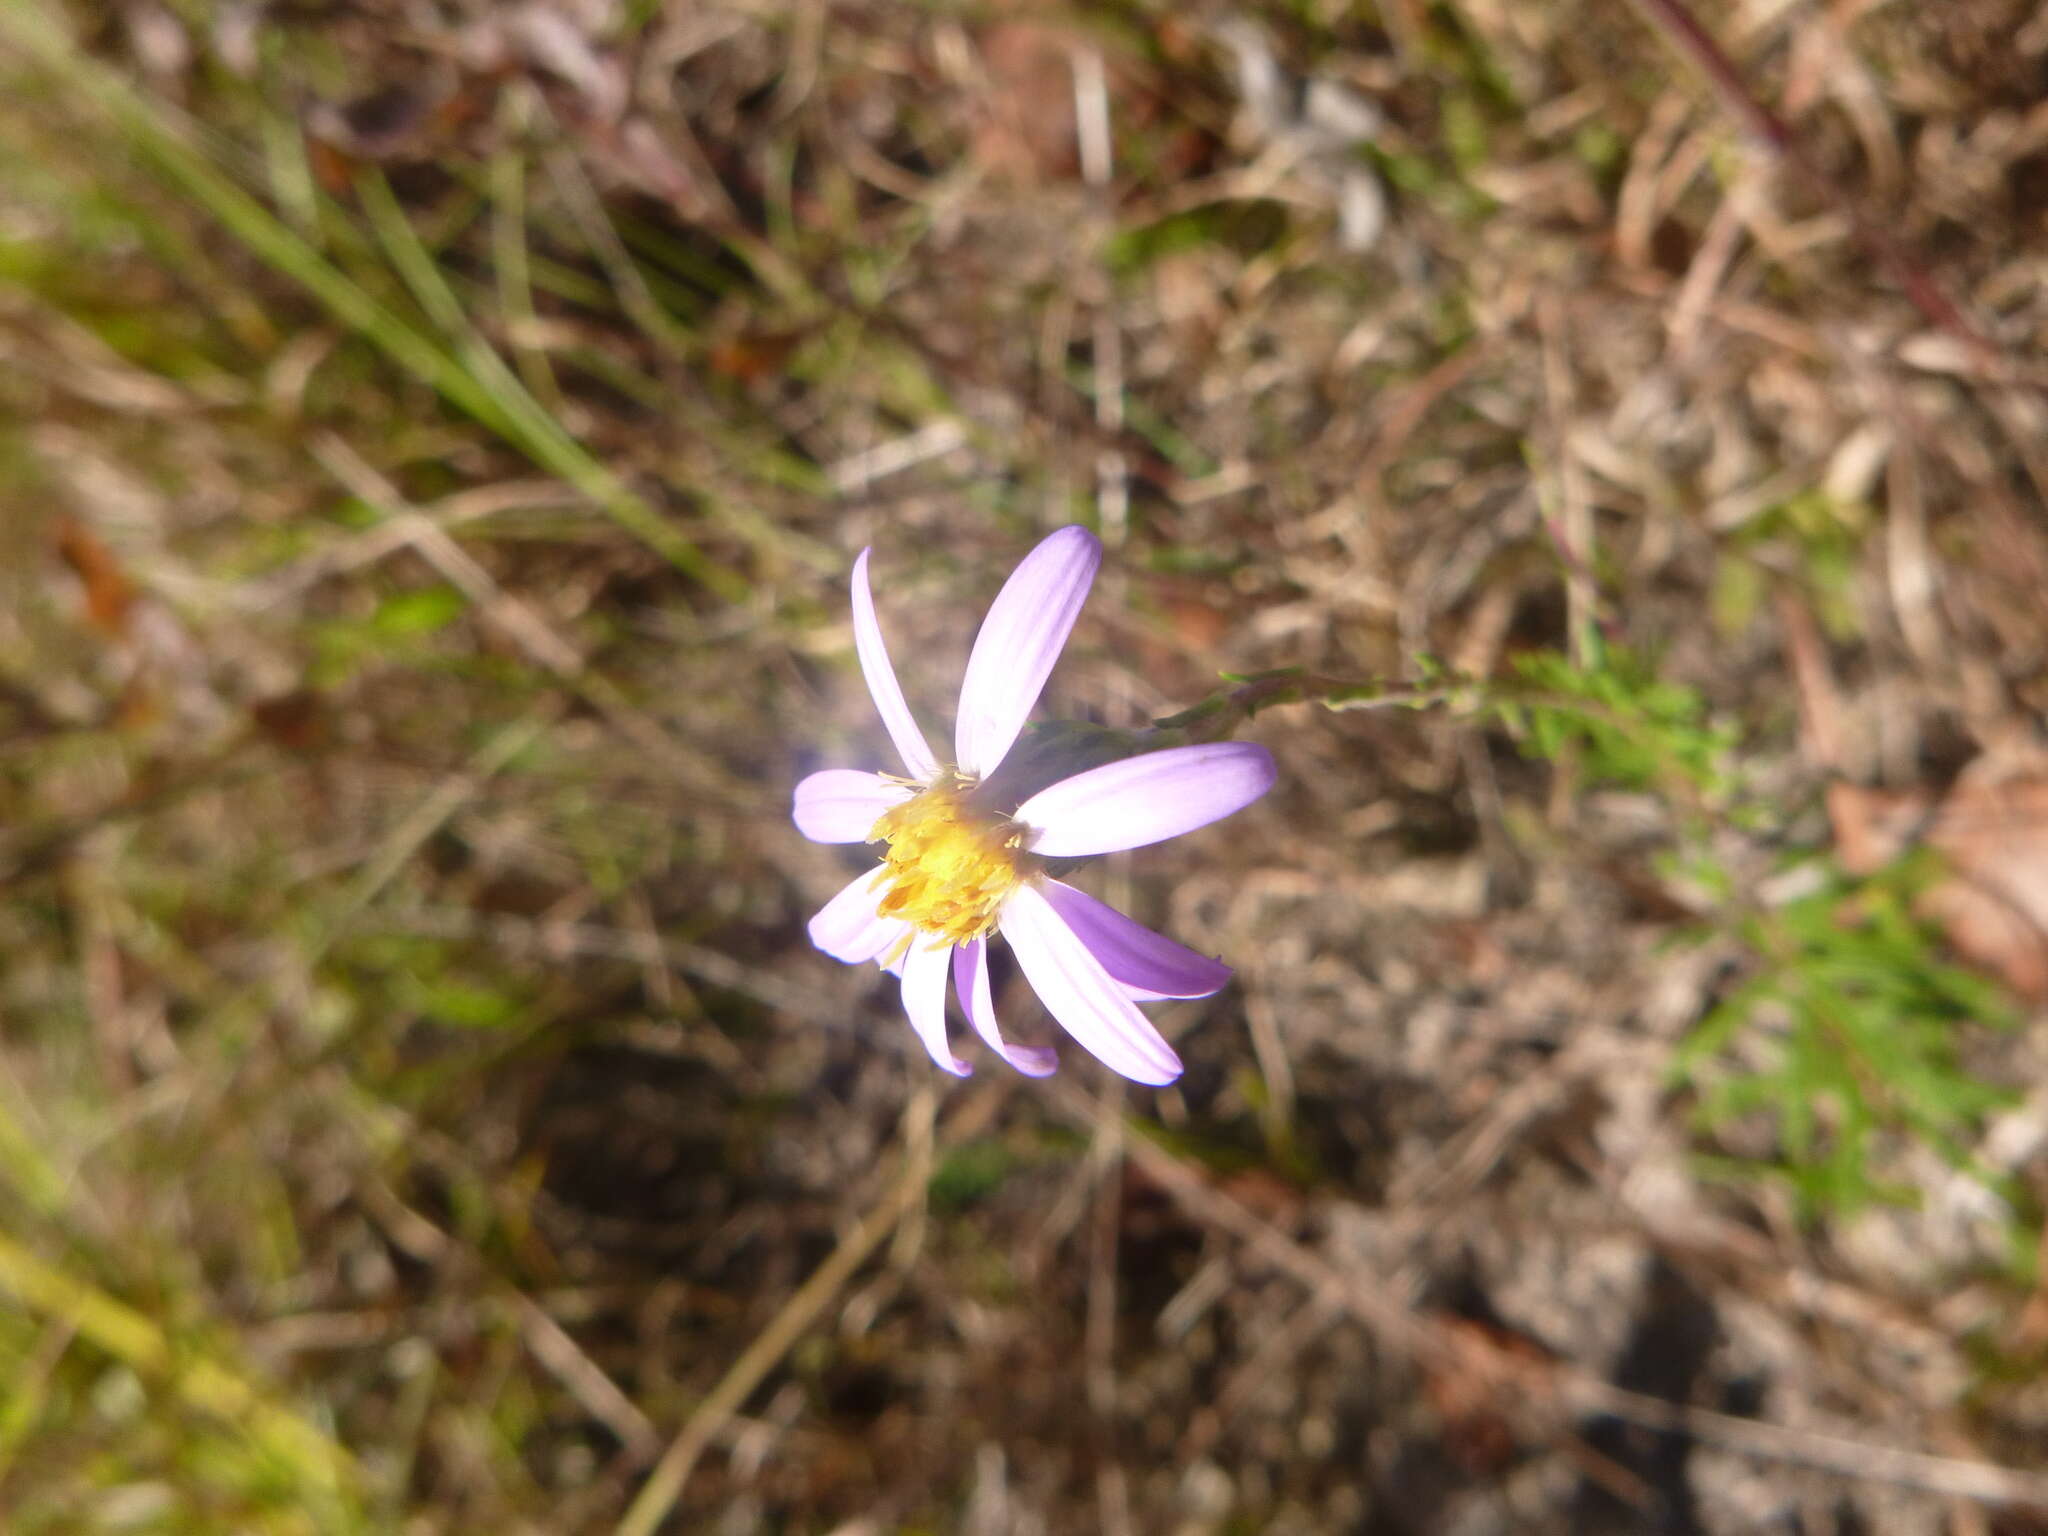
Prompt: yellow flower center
<box><xmin>868</xmin><ymin>777</ymin><xmax>1027</xmax><ymax>947</ymax></box>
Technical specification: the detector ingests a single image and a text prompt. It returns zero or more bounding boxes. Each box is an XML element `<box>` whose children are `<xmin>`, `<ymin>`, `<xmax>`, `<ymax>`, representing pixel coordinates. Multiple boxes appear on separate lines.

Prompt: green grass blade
<box><xmin>0</xmin><ymin>3</ymin><xmax>741</xmax><ymax>599</ymax></box>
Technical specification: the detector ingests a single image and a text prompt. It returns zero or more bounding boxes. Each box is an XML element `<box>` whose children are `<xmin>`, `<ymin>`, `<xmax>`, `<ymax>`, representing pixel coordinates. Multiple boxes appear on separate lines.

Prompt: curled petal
<box><xmin>792</xmin><ymin>769</ymin><xmax>911</xmax><ymax>843</ymax></box>
<box><xmin>852</xmin><ymin>548</ymin><xmax>940</xmax><ymax>782</ymax></box>
<box><xmin>807</xmin><ymin>869</ymin><xmax>906</xmax><ymax>964</ymax></box>
<box><xmin>1039</xmin><ymin>880</ymin><xmax>1232</xmax><ymax>1001</ymax></box>
<box><xmin>953</xmin><ymin>939</ymin><xmax>1058</xmax><ymax>1077</ymax></box>
<box><xmin>954</xmin><ymin>526</ymin><xmax>1100</xmax><ymax>779</ymax></box>
<box><xmin>1016</xmin><ymin>742</ymin><xmax>1276</xmax><ymax>858</ymax></box>
<box><xmin>900</xmin><ymin>940</ymin><xmax>972</xmax><ymax>1076</ymax></box>
<box><xmin>1000</xmin><ymin>883</ymin><xmax>1182</xmax><ymax>1085</ymax></box>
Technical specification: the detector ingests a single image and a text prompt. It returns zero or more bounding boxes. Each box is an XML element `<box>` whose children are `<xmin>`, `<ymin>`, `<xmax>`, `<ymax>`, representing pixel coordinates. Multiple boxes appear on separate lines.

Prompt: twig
<box><xmin>311</xmin><ymin>702</ymin><xmax>561</xmax><ymax>964</ymax></box>
<box><xmin>308</xmin><ymin>434</ymin><xmax>727</xmax><ymax>792</ymax></box>
<box><xmin>242</xmin><ymin>478</ymin><xmax>581</xmax><ymax>607</ymax></box>
<box><xmin>614</xmin><ymin>1085</ymin><xmax>1008</xmax><ymax>1536</ymax></box>
<box><xmin>1536</xmin><ymin>290</ymin><xmax>1602</xmax><ymax>662</ymax></box>
<box><xmin>1567</xmin><ymin>1381</ymin><xmax>2048</xmax><ymax>1508</ymax></box>
<box><xmin>314</xmin><ymin>435</ymin><xmax>586</xmax><ymax>677</ymax></box>
<box><xmin>1147</xmin><ymin>669</ymin><xmax>1460</xmax><ymax>744</ymax></box>
<box><xmin>355</xmin><ymin>1172</ymin><xmax>659</xmax><ymax>1459</ymax></box>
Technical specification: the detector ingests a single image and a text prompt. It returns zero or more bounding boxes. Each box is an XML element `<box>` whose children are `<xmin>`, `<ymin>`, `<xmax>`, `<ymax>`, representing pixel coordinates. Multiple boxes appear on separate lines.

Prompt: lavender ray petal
<box><xmin>1015</xmin><ymin>742</ymin><xmax>1276</xmax><ymax>858</ymax></box>
<box><xmin>953</xmin><ymin>938</ymin><xmax>1058</xmax><ymax>1077</ymax></box>
<box><xmin>1039</xmin><ymin>880</ymin><xmax>1232</xmax><ymax>1000</ymax></box>
<box><xmin>953</xmin><ymin>526</ymin><xmax>1100</xmax><ymax>778</ymax></box>
<box><xmin>792</xmin><ymin>769</ymin><xmax>911</xmax><ymax>843</ymax></box>
<box><xmin>999</xmin><ymin>883</ymin><xmax>1182</xmax><ymax>1086</ymax></box>
<box><xmin>900</xmin><ymin>940</ymin><xmax>972</xmax><ymax>1076</ymax></box>
<box><xmin>852</xmin><ymin>547</ymin><xmax>940</xmax><ymax>782</ymax></box>
<box><xmin>806</xmin><ymin>869</ymin><xmax>904</xmax><ymax>964</ymax></box>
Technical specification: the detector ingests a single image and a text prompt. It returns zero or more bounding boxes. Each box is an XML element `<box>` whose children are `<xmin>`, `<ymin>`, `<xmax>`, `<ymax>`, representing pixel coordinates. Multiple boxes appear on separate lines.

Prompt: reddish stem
<box><xmin>1624</xmin><ymin>0</ymin><xmax>1996</xmax><ymax>368</ymax></box>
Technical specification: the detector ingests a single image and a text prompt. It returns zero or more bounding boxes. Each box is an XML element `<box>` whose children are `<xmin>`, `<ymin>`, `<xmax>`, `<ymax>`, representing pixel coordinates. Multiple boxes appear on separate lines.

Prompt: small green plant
<box><xmin>1488</xmin><ymin>639</ymin><xmax>1738</xmax><ymax>802</ymax></box>
<box><xmin>1712</xmin><ymin>490</ymin><xmax>1870</xmax><ymax>642</ymax></box>
<box><xmin>1483</xmin><ymin>642</ymin><xmax>2015</xmax><ymax>1218</ymax></box>
<box><xmin>1673</xmin><ymin>853</ymin><xmax>2017</xmax><ymax>1217</ymax></box>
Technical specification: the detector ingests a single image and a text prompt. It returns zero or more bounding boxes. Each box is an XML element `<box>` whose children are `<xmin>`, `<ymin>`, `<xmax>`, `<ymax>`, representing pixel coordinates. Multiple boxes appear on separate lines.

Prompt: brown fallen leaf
<box><xmin>54</xmin><ymin>517</ymin><xmax>136</xmax><ymax>638</ymax></box>
<box><xmin>1421</xmin><ymin>1313</ymin><xmax>1547</xmax><ymax>1474</ymax></box>
<box><xmin>250</xmin><ymin>689</ymin><xmax>330</xmax><ymax>754</ymax></box>
<box><xmin>1925</xmin><ymin>753</ymin><xmax>2048</xmax><ymax>1000</ymax></box>
<box><xmin>1829</xmin><ymin>751</ymin><xmax>2048</xmax><ymax>1001</ymax></box>
<box><xmin>708</xmin><ymin>329</ymin><xmax>809</xmax><ymax>387</ymax></box>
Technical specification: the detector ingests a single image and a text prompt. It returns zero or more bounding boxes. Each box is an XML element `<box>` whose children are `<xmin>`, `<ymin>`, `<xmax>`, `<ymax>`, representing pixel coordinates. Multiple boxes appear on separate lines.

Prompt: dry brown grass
<box><xmin>4</xmin><ymin>1</ymin><xmax>2048</xmax><ymax>1531</ymax></box>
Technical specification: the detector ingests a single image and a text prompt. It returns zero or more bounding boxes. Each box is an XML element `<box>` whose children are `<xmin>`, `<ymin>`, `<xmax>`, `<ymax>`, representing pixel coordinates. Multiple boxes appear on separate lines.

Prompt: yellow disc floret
<box><xmin>868</xmin><ymin>776</ymin><xmax>1026</xmax><ymax>946</ymax></box>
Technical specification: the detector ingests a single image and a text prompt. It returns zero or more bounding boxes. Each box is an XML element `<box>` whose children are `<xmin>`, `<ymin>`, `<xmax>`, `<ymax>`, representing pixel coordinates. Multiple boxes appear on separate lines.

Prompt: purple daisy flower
<box><xmin>792</xmin><ymin>526</ymin><xmax>1275</xmax><ymax>1085</ymax></box>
